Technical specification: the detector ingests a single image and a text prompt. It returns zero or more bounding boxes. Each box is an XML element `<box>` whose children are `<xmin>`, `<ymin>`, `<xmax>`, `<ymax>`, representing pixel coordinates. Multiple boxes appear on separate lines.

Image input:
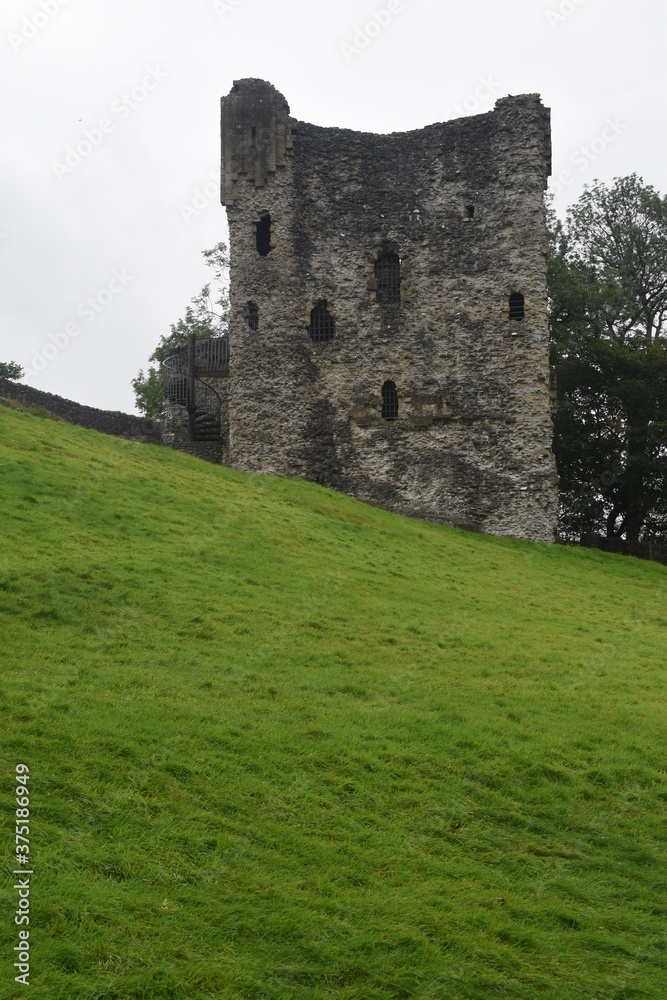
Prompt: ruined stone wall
<box><xmin>220</xmin><ymin>79</ymin><xmax>558</xmax><ymax>542</ymax></box>
<box><xmin>0</xmin><ymin>378</ymin><xmax>160</xmax><ymax>443</ymax></box>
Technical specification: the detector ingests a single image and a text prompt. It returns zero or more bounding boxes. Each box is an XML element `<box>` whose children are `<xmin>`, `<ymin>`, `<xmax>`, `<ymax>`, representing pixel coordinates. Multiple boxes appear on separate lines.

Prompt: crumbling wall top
<box><xmin>220</xmin><ymin>79</ymin><xmax>294</xmax><ymax>205</ymax></box>
<box><xmin>220</xmin><ymin>81</ymin><xmax>551</xmax><ymax>206</ymax></box>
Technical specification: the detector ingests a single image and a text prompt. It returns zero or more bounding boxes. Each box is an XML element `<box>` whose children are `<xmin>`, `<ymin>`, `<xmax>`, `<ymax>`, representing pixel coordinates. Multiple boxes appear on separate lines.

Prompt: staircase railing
<box><xmin>191</xmin><ymin>375</ymin><xmax>221</xmax><ymax>427</ymax></box>
<box><xmin>162</xmin><ymin>353</ymin><xmax>189</xmax><ymax>406</ymax></box>
<box><xmin>195</xmin><ymin>336</ymin><xmax>229</xmax><ymax>373</ymax></box>
<box><xmin>163</xmin><ymin>337</ymin><xmax>229</xmax><ymax>374</ymax></box>
<box><xmin>162</xmin><ymin>336</ymin><xmax>223</xmax><ymax>441</ymax></box>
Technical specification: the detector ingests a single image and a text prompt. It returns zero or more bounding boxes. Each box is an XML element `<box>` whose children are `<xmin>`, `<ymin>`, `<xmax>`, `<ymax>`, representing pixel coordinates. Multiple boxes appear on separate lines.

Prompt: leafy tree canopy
<box><xmin>0</xmin><ymin>360</ymin><xmax>25</xmax><ymax>381</ymax></box>
<box><xmin>549</xmin><ymin>175</ymin><xmax>667</xmax><ymax>545</ymax></box>
<box><xmin>132</xmin><ymin>242</ymin><xmax>229</xmax><ymax>419</ymax></box>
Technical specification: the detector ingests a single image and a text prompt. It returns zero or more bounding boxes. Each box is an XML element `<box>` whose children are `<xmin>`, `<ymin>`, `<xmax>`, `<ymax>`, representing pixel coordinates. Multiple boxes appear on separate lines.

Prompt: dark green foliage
<box><xmin>132</xmin><ymin>242</ymin><xmax>230</xmax><ymax>418</ymax></box>
<box><xmin>548</xmin><ymin>176</ymin><xmax>667</xmax><ymax>544</ymax></box>
<box><xmin>130</xmin><ymin>364</ymin><xmax>164</xmax><ymax>421</ymax></box>
<box><xmin>0</xmin><ymin>360</ymin><xmax>24</xmax><ymax>380</ymax></box>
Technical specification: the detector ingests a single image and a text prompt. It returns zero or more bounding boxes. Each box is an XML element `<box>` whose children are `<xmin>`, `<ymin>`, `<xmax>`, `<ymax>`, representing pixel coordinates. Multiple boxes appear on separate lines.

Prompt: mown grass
<box><xmin>0</xmin><ymin>402</ymin><xmax>665</xmax><ymax>999</ymax></box>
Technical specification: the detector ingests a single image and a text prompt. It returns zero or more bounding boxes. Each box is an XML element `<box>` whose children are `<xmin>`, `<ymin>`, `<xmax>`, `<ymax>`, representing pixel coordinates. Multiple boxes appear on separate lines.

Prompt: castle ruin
<box><xmin>163</xmin><ymin>78</ymin><xmax>558</xmax><ymax>543</ymax></box>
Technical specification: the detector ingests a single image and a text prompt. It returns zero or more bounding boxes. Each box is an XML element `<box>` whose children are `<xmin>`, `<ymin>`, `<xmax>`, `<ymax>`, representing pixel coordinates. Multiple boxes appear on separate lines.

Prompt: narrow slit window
<box><xmin>248</xmin><ymin>302</ymin><xmax>259</xmax><ymax>330</ymax></box>
<box><xmin>509</xmin><ymin>292</ymin><xmax>525</xmax><ymax>320</ymax></box>
<box><xmin>309</xmin><ymin>300</ymin><xmax>335</xmax><ymax>343</ymax></box>
<box><xmin>256</xmin><ymin>213</ymin><xmax>272</xmax><ymax>256</ymax></box>
<box><xmin>382</xmin><ymin>380</ymin><xmax>399</xmax><ymax>420</ymax></box>
<box><xmin>375</xmin><ymin>253</ymin><xmax>401</xmax><ymax>304</ymax></box>
<box><xmin>465</xmin><ymin>203</ymin><xmax>475</xmax><ymax>219</ymax></box>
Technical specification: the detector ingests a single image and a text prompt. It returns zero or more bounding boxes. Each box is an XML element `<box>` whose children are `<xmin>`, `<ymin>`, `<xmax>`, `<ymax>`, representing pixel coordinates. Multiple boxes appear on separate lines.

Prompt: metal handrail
<box><xmin>195</xmin><ymin>336</ymin><xmax>229</xmax><ymax>371</ymax></box>
<box><xmin>192</xmin><ymin>376</ymin><xmax>221</xmax><ymax>425</ymax></box>
<box><xmin>164</xmin><ymin>336</ymin><xmax>229</xmax><ymax>373</ymax></box>
<box><xmin>162</xmin><ymin>352</ymin><xmax>222</xmax><ymax>425</ymax></box>
<box><xmin>162</xmin><ymin>353</ymin><xmax>189</xmax><ymax>405</ymax></box>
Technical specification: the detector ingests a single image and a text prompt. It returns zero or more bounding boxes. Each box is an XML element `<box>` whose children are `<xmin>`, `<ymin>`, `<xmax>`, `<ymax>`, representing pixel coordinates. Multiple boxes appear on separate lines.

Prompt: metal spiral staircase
<box><xmin>162</xmin><ymin>334</ymin><xmax>229</xmax><ymax>442</ymax></box>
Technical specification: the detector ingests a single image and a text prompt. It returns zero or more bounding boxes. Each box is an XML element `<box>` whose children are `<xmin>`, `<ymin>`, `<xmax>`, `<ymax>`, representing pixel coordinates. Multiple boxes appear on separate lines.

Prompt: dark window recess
<box><xmin>509</xmin><ymin>292</ymin><xmax>525</xmax><ymax>320</ymax></box>
<box><xmin>465</xmin><ymin>203</ymin><xmax>475</xmax><ymax>219</ymax></box>
<box><xmin>375</xmin><ymin>253</ymin><xmax>401</xmax><ymax>304</ymax></box>
<box><xmin>309</xmin><ymin>300</ymin><xmax>336</xmax><ymax>342</ymax></box>
<box><xmin>251</xmin><ymin>126</ymin><xmax>256</xmax><ymax>137</ymax></box>
<box><xmin>256</xmin><ymin>213</ymin><xmax>272</xmax><ymax>256</ymax></box>
<box><xmin>382</xmin><ymin>380</ymin><xmax>399</xmax><ymax>420</ymax></box>
<box><xmin>248</xmin><ymin>302</ymin><xmax>259</xmax><ymax>330</ymax></box>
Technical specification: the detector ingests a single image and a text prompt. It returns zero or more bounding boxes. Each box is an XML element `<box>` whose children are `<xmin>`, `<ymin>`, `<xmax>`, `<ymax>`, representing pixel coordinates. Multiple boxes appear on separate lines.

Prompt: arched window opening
<box><xmin>375</xmin><ymin>252</ymin><xmax>401</xmax><ymax>304</ymax></box>
<box><xmin>382</xmin><ymin>380</ymin><xmax>399</xmax><ymax>421</ymax></box>
<box><xmin>509</xmin><ymin>292</ymin><xmax>525</xmax><ymax>320</ymax></box>
<box><xmin>309</xmin><ymin>300</ymin><xmax>335</xmax><ymax>343</ymax></box>
<box><xmin>256</xmin><ymin>213</ymin><xmax>272</xmax><ymax>256</ymax></box>
<box><xmin>247</xmin><ymin>302</ymin><xmax>259</xmax><ymax>331</ymax></box>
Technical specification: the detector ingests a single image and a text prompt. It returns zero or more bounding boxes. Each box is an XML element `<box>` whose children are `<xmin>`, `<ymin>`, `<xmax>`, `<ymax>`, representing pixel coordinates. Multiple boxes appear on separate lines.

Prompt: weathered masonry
<box><xmin>167</xmin><ymin>78</ymin><xmax>559</xmax><ymax>542</ymax></box>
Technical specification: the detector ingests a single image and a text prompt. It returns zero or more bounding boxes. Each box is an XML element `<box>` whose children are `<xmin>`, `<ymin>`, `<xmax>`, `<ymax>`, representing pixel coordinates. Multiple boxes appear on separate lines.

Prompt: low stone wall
<box><xmin>160</xmin><ymin>401</ymin><xmax>225</xmax><ymax>465</ymax></box>
<box><xmin>167</xmin><ymin>440</ymin><xmax>224</xmax><ymax>465</ymax></box>
<box><xmin>579</xmin><ymin>533</ymin><xmax>667</xmax><ymax>566</ymax></box>
<box><xmin>0</xmin><ymin>378</ymin><xmax>160</xmax><ymax>443</ymax></box>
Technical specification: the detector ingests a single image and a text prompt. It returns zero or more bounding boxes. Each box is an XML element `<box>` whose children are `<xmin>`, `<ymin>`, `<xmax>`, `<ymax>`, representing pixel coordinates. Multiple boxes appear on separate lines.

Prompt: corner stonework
<box><xmin>221</xmin><ymin>79</ymin><xmax>294</xmax><ymax>205</ymax></box>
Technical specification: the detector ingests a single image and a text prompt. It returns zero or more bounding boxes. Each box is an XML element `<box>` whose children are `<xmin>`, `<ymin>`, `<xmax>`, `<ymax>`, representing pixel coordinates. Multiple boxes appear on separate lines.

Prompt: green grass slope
<box><xmin>0</xmin><ymin>403</ymin><xmax>665</xmax><ymax>1000</ymax></box>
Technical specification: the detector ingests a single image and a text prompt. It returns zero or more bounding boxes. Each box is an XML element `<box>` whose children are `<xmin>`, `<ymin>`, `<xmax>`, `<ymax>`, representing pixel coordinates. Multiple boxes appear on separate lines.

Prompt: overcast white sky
<box><xmin>2</xmin><ymin>0</ymin><xmax>665</xmax><ymax>413</ymax></box>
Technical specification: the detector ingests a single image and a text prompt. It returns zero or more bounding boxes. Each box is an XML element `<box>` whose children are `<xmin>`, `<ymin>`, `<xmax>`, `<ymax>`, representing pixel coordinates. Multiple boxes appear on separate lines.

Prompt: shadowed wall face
<box><xmin>220</xmin><ymin>78</ymin><xmax>558</xmax><ymax>542</ymax></box>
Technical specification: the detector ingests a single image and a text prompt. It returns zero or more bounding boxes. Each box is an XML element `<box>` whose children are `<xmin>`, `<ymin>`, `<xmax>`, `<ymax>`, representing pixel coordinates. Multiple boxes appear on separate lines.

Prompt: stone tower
<box><xmin>219</xmin><ymin>78</ymin><xmax>558</xmax><ymax>542</ymax></box>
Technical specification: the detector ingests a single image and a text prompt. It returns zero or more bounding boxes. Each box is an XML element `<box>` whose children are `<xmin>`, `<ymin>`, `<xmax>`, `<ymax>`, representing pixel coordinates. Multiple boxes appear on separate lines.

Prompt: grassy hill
<box><xmin>0</xmin><ymin>402</ymin><xmax>665</xmax><ymax>999</ymax></box>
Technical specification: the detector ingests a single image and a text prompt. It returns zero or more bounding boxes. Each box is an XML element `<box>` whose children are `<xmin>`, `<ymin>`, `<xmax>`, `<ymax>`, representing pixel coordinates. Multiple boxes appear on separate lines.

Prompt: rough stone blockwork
<box><xmin>220</xmin><ymin>79</ymin><xmax>558</xmax><ymax>541</ymax></box>
<box><xmin>0</xmin><ymin>378</ymin><xmax>160</xmax><ymax>443</ymax></box>
<box><xmin>161</xmin><ymin>388</ymin><xmax>227</xmax><ymax>466</ymax></box>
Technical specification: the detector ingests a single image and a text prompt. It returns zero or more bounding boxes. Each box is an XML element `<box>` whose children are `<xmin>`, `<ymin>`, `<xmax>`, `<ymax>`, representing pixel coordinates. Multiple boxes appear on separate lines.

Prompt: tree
<box><xmin>0</xmin><ymin>361</ymin><xmax>24</xmax><ymax>380</ymax></box>
<box><xmin>548</xmin><ymin>176</ymin><xmax>667</xmax><ymax>546</ymax></box>
<box><xmin>132</xmin><ymin>242</ymin><xmax>230</xmax><ymax>419</ymax></box>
